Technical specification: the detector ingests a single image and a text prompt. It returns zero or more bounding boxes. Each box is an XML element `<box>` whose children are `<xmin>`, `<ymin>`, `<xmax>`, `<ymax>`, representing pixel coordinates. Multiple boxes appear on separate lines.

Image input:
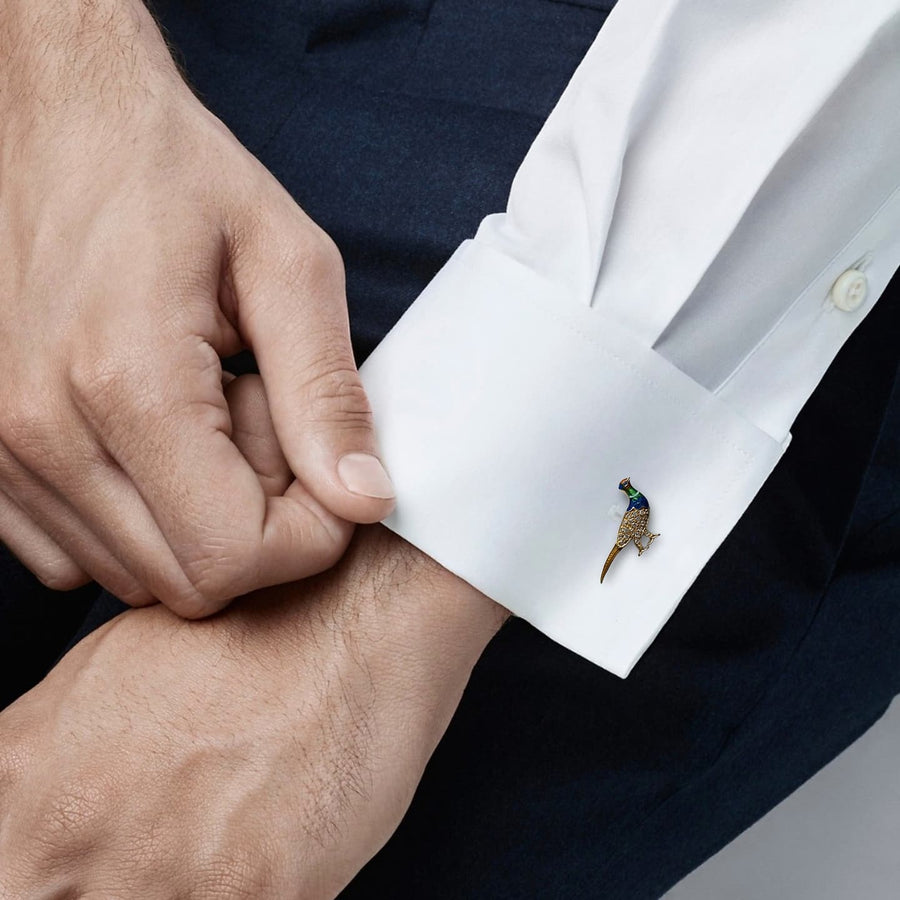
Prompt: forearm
<box><xmin>0</xmin><ymin>0</ymin><xmax>178</xmax><ymax>129</ymax></box>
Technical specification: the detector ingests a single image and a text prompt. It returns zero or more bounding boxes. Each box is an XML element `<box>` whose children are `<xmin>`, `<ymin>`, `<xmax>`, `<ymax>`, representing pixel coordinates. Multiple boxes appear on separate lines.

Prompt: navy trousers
<box><xmin>2</xmin><ymin>2</ymin><xmax>899</xmax><ymax>897</ymax></box>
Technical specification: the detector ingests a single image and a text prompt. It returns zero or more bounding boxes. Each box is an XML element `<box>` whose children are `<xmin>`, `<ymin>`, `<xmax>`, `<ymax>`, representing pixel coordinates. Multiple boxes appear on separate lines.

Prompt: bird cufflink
<box><xmin>600</xmin><ymin>476</ymin><xmax>660</xmax><ymax>583</ymax></box>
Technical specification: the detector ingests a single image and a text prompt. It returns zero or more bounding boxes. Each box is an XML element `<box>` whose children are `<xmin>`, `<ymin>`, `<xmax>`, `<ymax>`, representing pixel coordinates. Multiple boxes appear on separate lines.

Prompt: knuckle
<box><xmin>67</xmin><ymin>355</ymin><xmax>132</xmax><ymax>417</ymax></box>
<box><xmin>304</xmin><ymin>365</ymin><xmax>373</xmax><ymax>427</ymax></box>
<box><xmin>304</xmin><ymin>529</ymin><xmax>348</xmax><ymax>574</ymax></box>
<box><xmin>284</xmin><ymin>226</ymin><xmax>345</xmax><ymax>292</ymax></box>
<box><xmin>250</xmin><ymin>221</ymin><xmax>344</xmax><ymax>303</ymax></box>
<box><xmin>25</xmin><ymin>777</ymin><xmax>114</xmax><ymax>862</ymax></box>
<box><xmin>158</xmin><ymin>523</ymin><xmax>265</xmax><ymax>618</ymax></box>
<box><xmin>308</xmin><ymin>229</ymin><xmax>345</xmax><ymax>284</ymax></box>
<box><xmin>0</xmin><ymin>400</ymin><xmax>60</xmax><ymax>466</ymax></box>
<box><xmin>167</xmin><ymin>564</ymin><xmax>237</xmax><ymax>619</ymax></box>
<box><xmin>294</xmin><ymin>514</ymin><xmax>353</xmax><ymax>578</ymax></box>
<box><xmin>44</xmin><ymin>780</ymin><xmax>112</xmax><ymax>842</ymax></box>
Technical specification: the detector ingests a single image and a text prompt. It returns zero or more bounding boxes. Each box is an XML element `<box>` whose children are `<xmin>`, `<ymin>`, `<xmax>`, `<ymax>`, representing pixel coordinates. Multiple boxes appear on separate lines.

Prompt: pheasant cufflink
<box><xmin>600</xmin><ymin>476</ymin><xmax>660</xmax><ymax>583</ymax></box>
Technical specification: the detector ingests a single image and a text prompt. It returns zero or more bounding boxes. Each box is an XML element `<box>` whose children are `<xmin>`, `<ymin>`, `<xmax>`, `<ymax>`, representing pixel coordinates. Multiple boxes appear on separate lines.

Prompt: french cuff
<box><xmin>360</xmin><ymin>240</ymin><xmax>787</xmax><ymax>678</ymax></box>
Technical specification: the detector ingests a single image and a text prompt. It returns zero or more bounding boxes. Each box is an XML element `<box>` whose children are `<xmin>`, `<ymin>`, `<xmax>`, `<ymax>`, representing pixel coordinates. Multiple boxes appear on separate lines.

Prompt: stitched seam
<box><xmin>540</xmin><ymin>312</ymin><xmax>755</xmax><ymax>460</ymax></box>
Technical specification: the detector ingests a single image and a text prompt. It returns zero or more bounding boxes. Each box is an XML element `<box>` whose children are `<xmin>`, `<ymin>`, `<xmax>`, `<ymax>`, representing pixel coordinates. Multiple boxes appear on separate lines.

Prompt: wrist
<box><xmin>341</xmin><ymin>523</ymin><xmax>510</xmax><ymax>655</ymax></box>
<box><xmin>325</xmin><ymin>524</ymin><xmax>510</xmax><ymax>752</ymax></box>
<box><xmin>223</xmin><ymin>524</ymin><xmax>508</xmax><ymax>739</ymax></box>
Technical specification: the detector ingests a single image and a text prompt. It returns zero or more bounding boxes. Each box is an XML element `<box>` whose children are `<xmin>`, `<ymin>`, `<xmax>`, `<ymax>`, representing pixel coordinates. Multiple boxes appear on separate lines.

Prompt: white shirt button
<box><xmin>830</xmin><ymin>268</ymin><xmax>868</xmax><ymax>312</ymax></box>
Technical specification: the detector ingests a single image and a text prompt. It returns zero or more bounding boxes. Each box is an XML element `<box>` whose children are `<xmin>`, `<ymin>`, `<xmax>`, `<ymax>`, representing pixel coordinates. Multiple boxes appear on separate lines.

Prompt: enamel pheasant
<box><xmin>600</xmin><ymin>477</ymin><xmax>660</xmax><ymax>583</ymax></box>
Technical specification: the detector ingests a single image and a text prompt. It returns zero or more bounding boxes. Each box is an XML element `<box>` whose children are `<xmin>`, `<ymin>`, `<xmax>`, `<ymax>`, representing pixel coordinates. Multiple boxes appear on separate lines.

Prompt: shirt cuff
<box><xmin>360</xmin><ymin>239</ymin><xmax>787</xmax><ymax>678</ymax></box>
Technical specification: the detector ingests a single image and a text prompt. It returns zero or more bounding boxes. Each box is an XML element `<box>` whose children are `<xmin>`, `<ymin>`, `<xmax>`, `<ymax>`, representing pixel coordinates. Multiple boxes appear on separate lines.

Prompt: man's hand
<box><xmin>0</xmin><ymin>374</ymin><xmax>509</xmax><ymax>897</ymax></box>
<box><xmin>0</xmin><ymin>0</ymin><xmax>395</xmax><ymax>616</ymax></box>
<box><xmin>0</xmin><ymin>526</ymin><xmax>507</xmax><ymax>899</ymax></box>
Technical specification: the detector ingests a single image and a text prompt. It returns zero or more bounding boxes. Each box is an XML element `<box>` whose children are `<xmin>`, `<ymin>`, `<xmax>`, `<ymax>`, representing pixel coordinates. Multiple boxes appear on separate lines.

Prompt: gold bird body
<box><xmin>601</xmin><ymin>477</ymin><xmax>660</xmax><ymax>583</ymax></box>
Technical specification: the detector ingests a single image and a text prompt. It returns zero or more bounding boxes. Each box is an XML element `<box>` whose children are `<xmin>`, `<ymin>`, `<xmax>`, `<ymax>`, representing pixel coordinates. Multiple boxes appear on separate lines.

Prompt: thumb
<box><xmin>230</xmin><ymin>211</ymin><xmax>395</xmax><ymax>525</ymax></box>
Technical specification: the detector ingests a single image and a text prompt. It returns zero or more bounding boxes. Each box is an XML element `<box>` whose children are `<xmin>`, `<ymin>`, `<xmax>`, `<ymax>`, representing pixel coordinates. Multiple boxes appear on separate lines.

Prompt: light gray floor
<box><xmin>663</xmin><ymin>696</ymin><xmax>900</xmax><ymax>900</ymax></box>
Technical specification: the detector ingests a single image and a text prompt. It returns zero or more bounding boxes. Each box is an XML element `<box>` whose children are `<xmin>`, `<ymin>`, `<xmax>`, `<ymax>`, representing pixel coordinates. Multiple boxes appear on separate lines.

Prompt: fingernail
<box><xmin>337</xmin><ymin>452</ymin><xmax>396</xmax><ymax>500</ymax></box>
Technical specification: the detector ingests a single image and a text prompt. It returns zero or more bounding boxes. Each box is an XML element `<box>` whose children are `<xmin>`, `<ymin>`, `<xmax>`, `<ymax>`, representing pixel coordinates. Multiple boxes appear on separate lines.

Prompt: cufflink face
<box><xmin>600</xmin><ymin>478</ymin><xmax>660</xmax><ymax>583</ymax></box>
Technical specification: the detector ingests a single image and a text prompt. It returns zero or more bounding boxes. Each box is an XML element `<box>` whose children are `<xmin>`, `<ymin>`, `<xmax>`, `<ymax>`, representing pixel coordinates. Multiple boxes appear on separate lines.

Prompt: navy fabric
<box><xmin>2</xmin><ymin>2</ymin><xmax>898</xmax><ymax>896</ymax></box>
<box><xmin>0</xmin><ymin>563</ymin><xmax>99</xmax><ymax>710</ymax></box>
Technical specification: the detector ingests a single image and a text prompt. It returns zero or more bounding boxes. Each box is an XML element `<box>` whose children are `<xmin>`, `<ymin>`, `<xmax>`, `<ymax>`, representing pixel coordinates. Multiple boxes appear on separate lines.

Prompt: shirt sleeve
<box><xmin>358</xmin><ymin>0</ymin><xmax>900</xmax><ymax>678</ymax></box>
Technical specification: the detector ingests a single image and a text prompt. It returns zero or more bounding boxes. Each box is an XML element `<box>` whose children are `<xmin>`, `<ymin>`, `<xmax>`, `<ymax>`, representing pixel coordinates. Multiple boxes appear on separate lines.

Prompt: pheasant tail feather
<box><xmin>600</xmin><ymin>543</ymin><xmax>622</xmax><ymax>583</ymax></box>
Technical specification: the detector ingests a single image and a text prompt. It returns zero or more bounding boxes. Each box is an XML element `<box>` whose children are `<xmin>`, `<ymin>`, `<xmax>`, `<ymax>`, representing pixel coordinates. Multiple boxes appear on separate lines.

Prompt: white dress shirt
<box><xmin>360</xmin><ymin>0</ymin><xmax>900</xmax><ymax>678</ymax></box>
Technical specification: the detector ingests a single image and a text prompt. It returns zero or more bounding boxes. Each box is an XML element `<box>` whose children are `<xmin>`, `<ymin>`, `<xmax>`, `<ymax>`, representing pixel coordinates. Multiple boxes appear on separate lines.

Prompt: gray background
<box><xmin>663</xmin><ymin>696</ymin><xmax>900</xmax><ymax>899</ymax></box>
